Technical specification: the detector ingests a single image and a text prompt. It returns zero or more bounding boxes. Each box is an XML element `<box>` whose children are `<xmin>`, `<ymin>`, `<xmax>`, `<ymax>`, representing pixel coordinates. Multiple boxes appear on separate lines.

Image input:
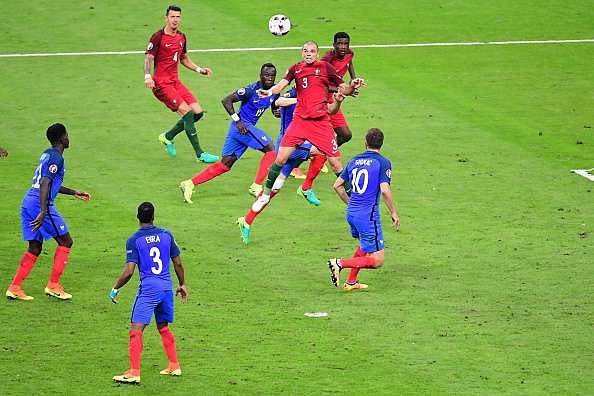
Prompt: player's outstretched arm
<box><xmin>59</xmin><ymin>186</ymin><xmax>91</xmax><ymax>201</ymax></box>
<box><xmin>338</xmin><ymin>78</ymin><xmax>366</xmax><ymax>97</ymax></box>
<box><xmin>258</xmin><ymin>79</ymin><xmax>289</xmax><ymax>98</ymax></box>
<box><xmin>110</xmin><ymin>262</ymin><xmax>136</xmax><ymax>304</ymax></box>
<box><xmin>222</xmin><ymin>92</ymin><xmax>248</xmax><ymax>134</ymax></box>
<box><xmin>172</xmin><ymin>256</ymin><xmax>188</xmax><ymax>303</ymax></box>
<box><xmin>380</xmin><ymin>182</ymin><xmax>400</xmax><ymax>230</ymax></box>
<box><xmin>180</xmin><ymin>53</ymin><xmax>212</xmax><ymax>77</ymax></box>
<box><xmin>327</xmin><ymin>92</ymin><xmax>346</xmax><ymax>115</ymax></box>
<box><xmin>144</xmin><ymin>54</ymin><xmax>155</xmax><ymax>89</ymax></box>
<box><xmin>333</xmin><ymin>176</ymin><xmax>350</xmax><ymax>204</ymax></box>
<box><xmin>274</xmin><ymin>97</ymin><xmax>297</xmax><ymax>107</ymax></box>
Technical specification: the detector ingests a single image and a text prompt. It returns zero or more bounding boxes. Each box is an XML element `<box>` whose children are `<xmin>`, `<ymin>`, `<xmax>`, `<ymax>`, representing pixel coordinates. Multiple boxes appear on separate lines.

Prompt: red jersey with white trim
<box><xmin>283</xmin><ymin>60</ymin><xmax>343</xmax><ymax>119</ymax></box>
<box><xmin>146</xmin><ymin>29</ymin><xmax>187</xmax><ymax>83</ymax></box>
<box><xmin>321</xmin><ymin>49</ymin><xmax>354</xmax><ymax>78</ymax></box>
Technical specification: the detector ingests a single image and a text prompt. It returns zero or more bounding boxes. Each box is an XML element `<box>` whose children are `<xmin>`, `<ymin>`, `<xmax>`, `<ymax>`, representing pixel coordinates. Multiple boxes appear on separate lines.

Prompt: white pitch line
<box><xmin>1</xmin><ymin>38</ymin><xmax>593</xmax><ymax>58</ymax></box>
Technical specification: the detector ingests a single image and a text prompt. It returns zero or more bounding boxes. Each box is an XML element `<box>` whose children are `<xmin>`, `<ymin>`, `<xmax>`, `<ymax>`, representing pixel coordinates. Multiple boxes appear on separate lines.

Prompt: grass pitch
<box><xmin>1</xmin><ymin>1</ymin><xmax>593</xmax><ymax>394</ymax></box>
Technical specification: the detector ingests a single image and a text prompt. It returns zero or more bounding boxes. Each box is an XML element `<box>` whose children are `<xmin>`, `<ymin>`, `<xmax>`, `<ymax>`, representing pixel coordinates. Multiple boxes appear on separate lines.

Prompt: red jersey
<box><xmin>284</xmin><ymin>60</ymin><xmax>343</xmax><ymax>119</ymax></box>
<box><xmin>146</xmin><ymin>29</ymin><xmax>188</xmax><ymax>83</ymax></box>
<box><xmin>321</xmin><ymin>49</ymin><xmax>354</xmax><ymax>78</ymax></box>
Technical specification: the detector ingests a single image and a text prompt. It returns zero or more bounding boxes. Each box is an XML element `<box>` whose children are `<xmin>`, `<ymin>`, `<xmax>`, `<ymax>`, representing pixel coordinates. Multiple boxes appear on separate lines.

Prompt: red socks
<box><xmin>302</xmin><ymin>153</ymin><xmax>326</xmax><ymax>191</ymax></box>
<box><xmin>49</xmin><ymin>246</ymin><xmax>70</xmax><ymax>284</ymax></box>
<box><xmin>10</xmin><ymin>252</ymin><xmax>38</xmax><ymax>288</ymax></box>
<box><xmin>255</xmin><ymin>151</ymin><xmax>277</xmax><ymax>184</ymax></box>
<box><xmin>346</xmin><ymin>246</ymin><xmax>365</xmax><ymax>283</ymax></box>
<box><xmin>245</xmin><ymin>190</ymin><xmax>278</xmax><ymax>225</ymax></box>
<box><xmin>159</xmin><ymin>326</ymin><xmax>179</xmax><ymax>367</ymax></box>
<box><xmin>129</xmin><ymin>330</ymin><xmax>143</xmax><ymax>372</ymax></box>
<box><xmin>191</xmin><ymin>162</ymin><xmax>230</xmax><ymax>185</ymax></box>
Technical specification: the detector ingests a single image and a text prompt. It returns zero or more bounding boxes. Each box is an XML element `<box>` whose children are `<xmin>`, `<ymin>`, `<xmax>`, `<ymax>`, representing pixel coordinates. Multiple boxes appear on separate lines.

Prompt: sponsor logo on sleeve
<box><xmin>49</xmin><ymin>164</ymin><xmax>58</xmax><ymax>173</ymax></box>
<box><xmin>237</xmin><ymin>88</ymin><xmax>246</xmax><ymax>96</ymax></box>
<box><xmin>386</xmin><ymin>169</ymin><xmax>392</xmax><ymax>178</ymax></box>
<box><xmin>147</xmin><ymin>42</ymin><xmax>154</xmax><ymax>51</ymax></box>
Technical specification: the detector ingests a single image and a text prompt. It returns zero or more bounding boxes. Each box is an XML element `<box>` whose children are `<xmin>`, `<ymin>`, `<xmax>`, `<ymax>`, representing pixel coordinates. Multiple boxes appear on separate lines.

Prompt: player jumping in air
<box><xmin>145</xmin><ymin>5</ymin><xmax>218</xmax><ymax>164</ymax></box>
<box><xmin>248</xmin><ymin>41</ymin><xmax>365</xmax><ymax>215</ymax></box>
<box><xmin>328</xmin><ymin>128</ymin><xmax>400</xmax><ymax>291</ymax></box>
<box><xmin>178</xmin><ymin>63</ymin><xmax>280</xmax><ymax>203</ymax></box>
<box><xmin>237</xmin><ymin>90</ymin><xmax>348</xmax><ymax>244</ymax></box>
<box><xmin>111</xmin><ymin>202</ymin><xmax>188</xmax><ymax>384</ymax></box>
<box><xmin>6</xmin><ymin>123</ymin><xmax>91</xmax><ymax>301</ymax></box>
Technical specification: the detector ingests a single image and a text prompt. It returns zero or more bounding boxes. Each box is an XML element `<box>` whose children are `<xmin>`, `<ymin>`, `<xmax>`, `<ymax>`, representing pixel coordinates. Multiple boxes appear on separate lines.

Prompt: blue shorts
<box><xmin>222</xmin><ymin>122</ymin><xmax>273</xmax><ymax>159</ymax></box>
<box><xmin>131</xmin><ymin>288</ymin><xmax>174</xmax><ymax>325</ymax></box>
<box><xmin>346</xmin><ymin>214</ymin><xmax>385</xmax><ymax>253</ymax></box>
<box><xmin>21</xmin><ymin>204</ymin><xmax>69</xmax><ymax>242</ymax></box>
<box><xmin>280</xmin><ymin>146</ymin><xmax>312</xmax><ymax>177</ymax></box>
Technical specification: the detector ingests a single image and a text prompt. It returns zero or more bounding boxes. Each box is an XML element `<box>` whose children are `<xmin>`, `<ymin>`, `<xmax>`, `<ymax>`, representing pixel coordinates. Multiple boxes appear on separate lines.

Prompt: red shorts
<box><xmin>280</xmin><ymin>115</ymin><xmax>340</xmax><ymax>157</ymax></box>
<box><xmin>152</xmin><ymin>80</ymin><xmax>196</xmax><ymax>112</ymax></box>
<box><xmin>330</xmin><ymin>109</ymin><xmax>348</xmax><ymax>129</ymax></box>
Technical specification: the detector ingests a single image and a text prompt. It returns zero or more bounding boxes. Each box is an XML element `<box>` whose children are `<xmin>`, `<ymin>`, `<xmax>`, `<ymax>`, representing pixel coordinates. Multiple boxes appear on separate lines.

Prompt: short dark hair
<box><xmin>365</xmin><ymin>128</ymin><xmax>384</xmax><ymax>149</ymax></box>
<box><xmin>46</xmin><ymin>123</ymin><xmax>67</xmax><ymax>145</ymax></box>
<box><xmin>137</xmin><ymin>202</ymin><xmax>155</xmax><ymax>224</ymax></box>
<box><xmin>166</xmin><ymin>5</ymin><xmax>181</xmax><ymax>15</ymax></box>
<box><xmin>260</xmin><ymin>63</ymin><xmax>276</xmax><ymax>72</ymax></box>
<box><xmin>334</xmin><ymin>32</ymin><xmax>350</xmax><ymax>43</ymax></box>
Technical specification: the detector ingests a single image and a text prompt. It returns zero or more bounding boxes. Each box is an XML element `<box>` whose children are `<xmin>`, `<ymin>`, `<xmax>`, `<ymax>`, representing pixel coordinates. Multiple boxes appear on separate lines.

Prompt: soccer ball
<box><xmin>268</xmin><ymin>14</ymin><xmax>291</xmax><ymax>36</ymax></box>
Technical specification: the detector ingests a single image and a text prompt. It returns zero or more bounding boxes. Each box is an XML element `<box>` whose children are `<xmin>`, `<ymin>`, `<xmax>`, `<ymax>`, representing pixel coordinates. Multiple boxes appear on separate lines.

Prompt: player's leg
<box><xmin>155</xmin><ymin>290</ymin><xmax>181</xmax><ymax>376</ymax></box>
<box><xmin>250</xmin><ymin>139</ymin><xmax>277</xmax><ymax>197</ymax></box>
<box><xmin>298</xmin><ymin>146</ymin><xmax>324</xmax><ymax>206</ymax></box>
<box><xmin>44</xmin><ymin>206</ymin><xmax>73</xmax><ymax>299</ymax></box>
<box><xmin>178</xmin><ymin>82</ymin><xmax>218</xmax><ymax>163</ymax></box>
<box><xmin>6</xmin><ymin>238</ymin><xmax>42</xmax><ymax>301</ymax></box>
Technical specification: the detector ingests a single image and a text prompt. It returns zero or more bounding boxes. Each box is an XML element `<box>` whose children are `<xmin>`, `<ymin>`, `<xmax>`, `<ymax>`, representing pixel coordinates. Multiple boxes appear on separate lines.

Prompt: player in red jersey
<box><xmin>249</xmin><ymin>40</ymin><xmax>365</xmax><ymax>213</ymax></box>
<box><xmin>145</xmin><ymin>5</ymin><xmax>218</xmax><ymax>164</ymax></box>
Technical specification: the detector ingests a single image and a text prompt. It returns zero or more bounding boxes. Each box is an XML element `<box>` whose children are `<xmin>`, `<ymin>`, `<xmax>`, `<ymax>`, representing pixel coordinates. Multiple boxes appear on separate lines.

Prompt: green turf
<box><xmin>1</xmin><ymin>1</ymin><xmax>593</xmax><ymax>394</ymax></box>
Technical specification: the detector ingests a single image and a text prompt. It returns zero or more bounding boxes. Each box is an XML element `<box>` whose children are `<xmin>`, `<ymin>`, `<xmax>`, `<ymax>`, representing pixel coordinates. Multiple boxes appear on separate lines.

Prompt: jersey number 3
<box><xmin>149</xmin><ymin>247</ymin><xmax>163</xmax><ymax>275</ymax></box>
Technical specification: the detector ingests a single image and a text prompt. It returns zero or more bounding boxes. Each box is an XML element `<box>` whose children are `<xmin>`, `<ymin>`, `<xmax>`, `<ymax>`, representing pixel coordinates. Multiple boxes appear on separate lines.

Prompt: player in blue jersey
<box><xmin>6</xmin><ymin>123</ymin><xmax>91</xmax><ymax>301</ymax></box>
<box><xmin>178</xmin><ymin>63</ymin><xmax>280</xmax><ymax>203</ymax></box>
<box><xmin>328</xmin><ymin>128</ymin><xmax>400</xmax><ymax>291</ymax></box>
<box><xmin>111</xmin><ymin>202</ymin><xmax>188</xmax><ymax>384</ymax></box>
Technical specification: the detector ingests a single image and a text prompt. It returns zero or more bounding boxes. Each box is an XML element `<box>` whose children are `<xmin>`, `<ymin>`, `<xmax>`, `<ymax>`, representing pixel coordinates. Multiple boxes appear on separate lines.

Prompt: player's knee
<box><xmin>262</xmin><ymin>143</ymin><xmax>275</xmax><ymax>153</ymax></box>
<box><xmin>28</xmin><ymin>242</ymin><xmax>42</xmax><ymax>256</ymax></box>
<box><xmin>221</xmin><ymin>155</ymin><xmax>237</xmax><ymax>168</ymax></box>
<box><xmin>193</xmin><ymin>111</ymin><xmax>204</xmax><ymax>123</ymax></box>
<box><xmin>58</xmin><ymin>234</ymin><xmax>73</xmax><ymax>248</ymax></box>
<box><xmin>372</xmin><ymin>255</ymin><xmax>384</xmax><ymax>268</ymax></box>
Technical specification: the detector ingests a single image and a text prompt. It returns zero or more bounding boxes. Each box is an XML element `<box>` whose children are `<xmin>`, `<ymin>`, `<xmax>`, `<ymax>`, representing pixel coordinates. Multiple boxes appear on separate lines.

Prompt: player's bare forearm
<box><xmin>144</xmin><ymin>54</ymin><xmax>154</xmax><ymax>76</ymax></box>
<box><xmin>38</xmin><ymin>177</ymin><xmax>50</xmax><ymax>213</ymax></box>
<box><xmin>180</xmin><ymin>54</ymin><xmax>197</xmax><ymax>70</ymax></box>
<box><xmin>333</xmin><ymin>177</ymin><xmax>350</xmax><ymax>204</ymax></box>
<box><xmin>348</xmin><ymin>62</ymin><xmax>357</xmax><ymax>80</ymax></box>
<box><xmin>221</xmin><ymin>93</ymin><xmax>240</xmax><ymax>116</ymax></box>
<box><xmin>113</xmin><ymin>263</ymin><xmax>136</xmax><ymax>290</ymax></box>
<box><xmin>327</xmin><ymin>93</ymin><xmax>345</xmax><ymax>115</ymax></box>
<box><xmin>59</xmin><ymin>186</ymin><xmax>76</xmax><ymax>195</ymax></box>
<box><xmin>260</xmin><ymin>79</ymin><xmax>289</xmax><ymax>97</ymax></box>
<box><xmin>380</xmin><ymin>183</ymin><xmax>400</xmax><ymax>229</ymax></box>
<box><xmin>172</xmin><ymin>256</ymin><xmax>185</xmax><ymax>286</ymax></box>
<box><xmin>275</xmin><ymin>97</ymin><xmax>297</xmax><ymax>107</ymax></box>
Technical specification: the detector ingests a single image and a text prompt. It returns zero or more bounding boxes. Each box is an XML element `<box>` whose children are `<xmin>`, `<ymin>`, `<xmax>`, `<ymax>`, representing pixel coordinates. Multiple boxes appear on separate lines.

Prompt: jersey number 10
<box><xmin>350</xmin><ymin>168</ymin><xmax>369</xmax><ymax>194</ymax></box>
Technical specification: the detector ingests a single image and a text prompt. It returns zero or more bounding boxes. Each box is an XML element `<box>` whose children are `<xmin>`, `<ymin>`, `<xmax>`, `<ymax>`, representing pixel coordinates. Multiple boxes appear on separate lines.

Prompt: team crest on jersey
<box><xmin>179</xmin><ymin>41</ymin><xmax>183</xmax><ymax>48</ymax></box>
<box><xmin>386</xmin><ymin>169</ymin><xmax>392</xmax><ymax>178</ymax></box>
<box><xmin>237</xmin><ymin>88</ymin><xmax>246</xmax><ymax>95</ymax></box>
<box><xmin>49</xmin><ymin>164</ymin><xmax>58</xmax><ymax>174</ymax></box>
<box><xmin>147</xmin><ymin>42</ymin><xmax>153</xmax><ymax>51</ymax></box>
<box><xmin>315</xmin><ymin>68</ymin><xmax>320</xmax><ymax>75</ymax></box>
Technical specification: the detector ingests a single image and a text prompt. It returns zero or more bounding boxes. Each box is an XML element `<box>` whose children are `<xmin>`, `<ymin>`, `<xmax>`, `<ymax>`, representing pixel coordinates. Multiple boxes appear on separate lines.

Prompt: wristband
<box><xmin>195</xmin><ymin>66</ymin><xmax>203</xmax><ymax>74</ymax></box>
<box><xmin>144</xmin><ymin>73</ymin><xmax>152</xmax><ymax>80</ymax></box>
<box><xmin>231</xmin><ymin>113</ymin><xmax>240</xmax><ymax>122</ymax></box>
<box><xmin>110</xmin><ymin>288</ymin><xmax>119</xmax><ymax>299</ymax></box>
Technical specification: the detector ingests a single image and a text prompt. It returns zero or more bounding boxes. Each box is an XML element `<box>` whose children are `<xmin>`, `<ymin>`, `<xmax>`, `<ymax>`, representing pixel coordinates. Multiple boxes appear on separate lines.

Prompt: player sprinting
<box><xmin>179</xmin><ymin>63</ymin><xmax>279</xmax><ymax>203</ymax></box>
<box><xmin>328</xmin><ymin>128</ymin><xmax>400</xmax><ymax>291</ymax></box>
<box><xmin>237</xmin><ymin>91</ymin><xmax>347</xmax><ymax>244</ymax></box>
<box><xmin>111</xmin><ymin>202</ymin><xmax>188</xmax><ymax>384</ymax></box>
<box><xmin>249</xmin><ymin>41</ymin><xmax>364</xmax><ymax>214</ymax></box>
<box><xmin>6</xmin><ymin>123</ymin><xmax>91</xmax><ymax>301</ymax></box>
<box><xmin>145</xmin><ymin>5</ymin><xmax>218</xmax><ymax>164</ymax></box>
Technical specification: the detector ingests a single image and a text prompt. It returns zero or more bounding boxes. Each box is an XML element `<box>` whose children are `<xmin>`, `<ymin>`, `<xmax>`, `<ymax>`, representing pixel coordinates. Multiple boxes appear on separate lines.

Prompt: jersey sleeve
<box><xmin>126</xmin><ymin>237</ymin><xmax>140</xmax><ymax>264</ymax></box>
<box><xmin>321</xmin><ymin>50</ymin><xmax>334</xmax><ymax>63</ymax></box>
<box><xmin>168</xmin><ymin>232</ymin><xmax>181</xmax><ymax>258</ymax></box>
<box><xmin>145</xmin><ymin>31</ymin><xmax>161</xmax><ymax>56</ymax></box>
<box><xmin>235</xmin><ymin>84</ymin><xmax>254</xmax><ymax>101</ymax></box>
<box><xmin>379</xmin><ymin>158</ymin><xmax>392</xmax><ymax>185</ymax></box>
<box><xmin>40</xmin><ymin>152</ymin><xmax>63</xmax><ymax>181</ymax></box>
<box><xmin>326</xmin><ymin>62</ymin><xmax>344</xmax><ymax>87</ymax></box>
<box><xmin>340</xmin><ymin>162</ymin><xmax>351</xmax><ymax>183</ymax></box>
<box><xmin>283</xmin><ymin>64</ymin><xmax>296</xmax><ymax>83</ymax></box>
<box><xmin>181</xmin><ymin>33</ymin><xmax>188</xmax><ymax>55</ymax></box>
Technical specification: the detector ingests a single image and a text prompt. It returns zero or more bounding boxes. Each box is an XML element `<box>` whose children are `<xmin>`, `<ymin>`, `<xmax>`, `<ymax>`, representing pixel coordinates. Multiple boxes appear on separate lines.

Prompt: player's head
<box><xmin>46</xmin><ymin>123</ymin><xmax>69</xmax><ymax>148</ymax></box>
<box><xmin>137</xmin><ymin>201</ymin><xmax>155</xmax><ymax>224</ymax></box>
<box><xmin>365</xmin><ymin>128</ymin><xmax>384</xmax><ymax>150</ymax></box>
<box><xmin>165</xmin><ymin>5</ymin><xmax>182</xmax><ymax>30</ymax></box>
<box><xmin>301</xmin><ymin>41</ymin><xmax>319</xmax><ymax>64</ymax></box>
<box><xmin>260</xmin><ymin>63</ymin><xmax>277</xmax><ymax>89</ymax></box>
<box><xmin>333</xmin><ymin>32</ymin><xmax>350</xmax><ymax>56</ymax></box>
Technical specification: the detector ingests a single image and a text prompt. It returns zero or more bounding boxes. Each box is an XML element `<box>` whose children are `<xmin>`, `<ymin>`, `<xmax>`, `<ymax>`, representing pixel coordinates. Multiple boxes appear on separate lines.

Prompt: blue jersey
<box><xmin>341</xmin><ymin>151</ymin><xmax>392</xmax><ymax>219</ymax></box>
<box><xmin>235</xmin><ymin>81</ymin><xmax>280</xmax><ymax>125</ymax></box>
<box><xmin>23</xmin><ymin>147</ymin><xmax>65</xmax><ymax>208</ymax></box>
<box><xmin>279</xmin><ymin>87</ymin><xmax>297</xmax><ymax>136</ymax></box>
<box><xmin>126</xmin><ymin>225</ymin><xmax>180</xmax><ymax>292</ymax></box>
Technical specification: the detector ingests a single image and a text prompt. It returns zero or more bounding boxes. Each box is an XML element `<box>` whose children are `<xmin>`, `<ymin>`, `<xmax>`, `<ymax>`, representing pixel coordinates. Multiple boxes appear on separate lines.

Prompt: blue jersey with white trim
<box><xmin>279</xmin><ymin>87</ymin><xmax>297</xmax><ymax>136</ymax></box>
<box><xmin>126</xmin><ymin>225</ymin><xmax>180</xmax><ymax>292</ymax></box>
<box><xmin>235</xmin><ymin>81</ymin><xmax>280</xmax><ymax>125</ymax></box>
<box><xmin>340</xmin><ymin>151</ymin><xmax>392</xmax><ymax>219</ymax></box>
<box><xmin>23</xmin><ymin>147</ymin><xmax>65</xmax><ymax>207</ymax></box>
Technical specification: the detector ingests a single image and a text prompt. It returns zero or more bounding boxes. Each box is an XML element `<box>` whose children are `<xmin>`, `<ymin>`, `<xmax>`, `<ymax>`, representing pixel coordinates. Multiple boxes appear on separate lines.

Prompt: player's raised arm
<box><xmin>333</xmin><ymin>176</ymin><xmax>350</xmax><ymax>204</ymax></box>
<box><xmin>327</xmin><ymin>92</ymin><xmax>346</xmax><ymax>115</ymax></box>
<box><xmin>180</xmin><ymin>53</ymin><xmax>212</xmax><ymax>77</ymax></box>
<box><xmin>110</xmin><ymin>262</ymin><xmax>136</xmax><ymax>303</ymax></box>
<box><xmin>172</xmin><ymin>256</ymin><xmax>188</xmax><ymax>303</ymax></box>
<box><xmin>222</xmin><ymin>91</ymin><xmax>248</xmax><ymax>134</ymax></box>
<box><xmin>380</xmin><ymin>182</ymin><xmax>400</xmax><ymax>230</ymax></box>
<box><xmin>258</xmin><ymin>79</ymin><xmax>289</xmax><ymax>98</ymax></box>
<box><xmin>274</xmin><ymin>96</ymin><xmax>297</xmax><ymax>107</ymax></box>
